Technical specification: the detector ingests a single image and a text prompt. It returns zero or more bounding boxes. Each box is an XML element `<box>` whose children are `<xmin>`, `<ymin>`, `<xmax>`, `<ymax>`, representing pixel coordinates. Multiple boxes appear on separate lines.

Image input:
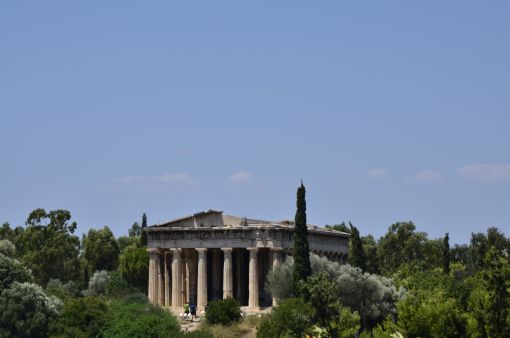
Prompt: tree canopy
<box><xmin>83</xmin><ymin>225</ymin><xmax>120</xmax><ymax>273</ymax></box>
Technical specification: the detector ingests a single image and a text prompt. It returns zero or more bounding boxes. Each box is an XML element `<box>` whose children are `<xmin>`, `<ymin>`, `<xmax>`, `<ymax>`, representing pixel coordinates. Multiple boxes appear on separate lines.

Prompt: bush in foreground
<box><xmin>0</xmin><ymin>282</ymin><xmax>62</xmax><ymax>338</ymax></box>
<box><xmin>205</xmin><ymin>297</ymin><xmax>242</xmax><ymax>325</ymax></box>
<box><xmin>83</xmin><ymin>270</ymin><xmax>109</xmax><ymax>296</ymax></box>
<box><xmin>257</xmin><ymin>298</ymin><xmax>314</xmax><ymax>338</ymax></box>
<box><xmin>49</xmin><ymin>296</ymin><xmax>108</xmax><ymax>338</ymax></box>
<box><xmin>102</xmin><ymin>300</ymin><xmax>181</xmax><ymax>338</ymax></box>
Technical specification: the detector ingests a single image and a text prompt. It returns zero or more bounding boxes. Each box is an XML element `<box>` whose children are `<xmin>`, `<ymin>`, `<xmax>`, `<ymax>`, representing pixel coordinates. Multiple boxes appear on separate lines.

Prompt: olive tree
<box><xmin>267</xmin><ymin>254</ymin><xmax>403</xmax><ymax>331</ymax></box>
<box><xmin>0</xmin><ymin>282</ymin><xmax>62</xmax><ymax>338</ymax></box>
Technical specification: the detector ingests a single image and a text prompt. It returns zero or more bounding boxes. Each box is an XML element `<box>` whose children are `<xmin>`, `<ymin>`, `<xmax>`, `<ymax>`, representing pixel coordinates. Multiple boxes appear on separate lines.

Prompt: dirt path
<box><xmin>179</xmin><ymin>317</ymin><xmax>202</xmax><ymax>332</ymax></box>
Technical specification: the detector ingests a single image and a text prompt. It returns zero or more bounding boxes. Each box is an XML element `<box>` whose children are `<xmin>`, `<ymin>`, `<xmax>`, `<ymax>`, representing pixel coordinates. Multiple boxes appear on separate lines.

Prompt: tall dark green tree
<box><xmin>442</xmin><ymin>233</ymin><xmax>450</xmax><ymax>274</ymax></box>
<box><xmin>141</xmin><ymin>213</ymin><xmax>148</xmax><ymax>246</ymax></box>
<box><xmin>349</xmin><ymin>223</ymin><xmax>367</xmax><ymax>271</ymax></box>
<box><xmin>293</xmin><ymin>182</ymin><xmax>311</xmax><ymax>295</ymax></box>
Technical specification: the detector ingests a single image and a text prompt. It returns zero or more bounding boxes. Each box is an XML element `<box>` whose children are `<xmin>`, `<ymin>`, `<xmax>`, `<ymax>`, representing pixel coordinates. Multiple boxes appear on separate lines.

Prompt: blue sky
<box><xmin>1</xmin><ymin>1</ymin><xmax>509</xmax><ymax>244</ymax></box>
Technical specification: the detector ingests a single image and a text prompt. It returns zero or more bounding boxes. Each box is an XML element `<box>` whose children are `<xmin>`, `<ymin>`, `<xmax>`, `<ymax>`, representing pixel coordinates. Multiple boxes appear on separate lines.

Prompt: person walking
<box><xmin>190</xmin><ymin>303</ymin><xmax>197</xmax><ymax>321</ymax></box>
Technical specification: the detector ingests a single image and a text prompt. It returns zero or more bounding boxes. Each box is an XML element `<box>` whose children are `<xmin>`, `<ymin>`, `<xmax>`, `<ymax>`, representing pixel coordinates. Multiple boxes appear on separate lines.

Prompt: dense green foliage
<box><xmin>0</xmin><ymin>282</ymin><xmax>62</xmax><ymax>338</ymax></box>
<box><xmin>0</xmin><ymin>250</ymin><xmax>33</xmax><ymax>292</ymax></box>
<box><xmin>83</xmin><ymin>226</ymin><xmax>120</xmax><ymax>273</ymax></box>
<box><xmin>268</xmin><ymin>254</ymin><xmax>402</xmax><ymax>332</ymax></box>
<box><xmin>302</xmin><ymin>272</ymin><xmax>360</xmax><ymax>337</ymax></box>
<box><xmin>2</xmin><ymin>202</ymin><xmax>509</xmax><ymax>337</ymax></box>
<box><xmin>102</xmin><ymin>300</ymin><xmax>181</xmax><ymax>338</ymax></box>
<box><xmin>49</xmin><ymin>296</ymin><xmax>108</xmax><ymax>338</ymax></box>
<box><xmin>292</xmin><ymin>182</ymin><xmax>311</xmax><ymax>295</ymax></box>
<box><xmin>0</xmin><ymin>209</ymin><xmax>214</xmax><ymax>337</ymax></box>
<box><xmin>0</xmin><ymin>239</ymin><xmax>16</xmax><ymax>257</ymax></box>
<box><xmin>257</xmin><ymin>298</ymin><xmax>314</xmax><ymax>338</ymax></box>
<box><xmin>205</xmin><ymin>297</ymin><xmax>242</xmax><ymax>325</ymax></box>
<box><xmin>118</xmin><ymin>243</ymin><xmax>149</xmax><ymax>292</ymax></box>
<box><xmin>19</xmin><ymin>209</ymin><xmax>81</xmax><ymax>285</ymax></box>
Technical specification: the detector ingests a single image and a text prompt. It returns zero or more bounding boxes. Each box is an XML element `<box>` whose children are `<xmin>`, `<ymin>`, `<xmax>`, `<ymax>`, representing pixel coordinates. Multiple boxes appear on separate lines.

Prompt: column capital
<box><xmin>270</xmin><ymin>247</ymin><xmax>283</xmax><ymax>252</ymax></box>
<box><xmin>196</xmin><ymin>248</ymin><xmax>208</xmax><ymax>254</ymax></box>
<box><xmin>221</xmin><ymin>247</ymin><xmax>233</xmax><ymax>253</ymax></box>
<box><xmin>247</xmin><ymin>247</ymin><xmax>259</xmax><ymax>252</ymax></box>
<box><xmin>148</xmin><ymin>248</ymin><xmax>160</xmax><ymax>254</ymax></box>
<box><xmin>170</xmin><ymin>248</ymin><xmax>181</xmax><ymax>253</ymax></box>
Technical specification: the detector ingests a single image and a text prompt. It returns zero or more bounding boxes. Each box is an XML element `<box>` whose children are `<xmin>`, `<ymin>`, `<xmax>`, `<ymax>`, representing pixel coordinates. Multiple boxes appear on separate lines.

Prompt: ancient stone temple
<box><xmin>146</xmin><ymin>209</ymin><xmax>349</xmax><ymax>310</ymax></box>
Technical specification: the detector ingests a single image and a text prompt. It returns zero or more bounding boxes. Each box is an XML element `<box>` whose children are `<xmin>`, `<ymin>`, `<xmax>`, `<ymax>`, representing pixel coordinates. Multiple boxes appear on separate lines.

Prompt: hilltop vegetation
<box><xmin>1</xmin><ymin>206</ymin><xmax>509</xmax><ymax>337</ymax></box>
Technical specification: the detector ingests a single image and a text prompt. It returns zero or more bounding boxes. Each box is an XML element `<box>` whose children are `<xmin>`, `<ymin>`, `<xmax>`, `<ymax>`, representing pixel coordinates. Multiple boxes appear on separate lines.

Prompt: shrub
<box><xmin>266</xmin><ymin>254</ymin><xmax>344</xmax><ymax>302</ymax></box>
<box><xmin>395</xmin><ymin>289</ymin><xmax>467</xmax><ymax>338</ymax></box>
<box><xmin>0</xmin><ymin>253</ymin><xmax>32</xmax><ymax>292</ymax></box>
<box><xmin>83</xmin><ymin>270</ymin><xmax>109</xmax><ymax>296</ymax></box>
<box><xmin>335</xmin><ymin>264</ymin><xmax>403</xmax><ymax>330</ymax></box>
<box><xmin>205</xmin><ymin>297</ymin><xmax>242</xmax><ymax>325</ymax></box>
<box><xmin>106</xmin><ymin>271</ymin><xmax>133</xmax><ymax>297</ymax></box>
<box><xmin>49</xmin><ymin>296</ymin><xmax>108</xmax><ymax>338</ymax></box>
<box><xmin>256</xmin><ymin>298</ymin><xmax>314</xmax><ymax>338</ymax></box>
<box><xmin>45</xmin><ymin>279</ymin><xmax>79</xmax><ymax>300</ymax></box>
<box><xmin>0</xmin><ymin>282</ymin><xmax>62</xmax><ymax>338</ymax></box>
<box><xmin>122</xmin><ymin>291</ymin><xmax>149</xmax><ymax>304</ymax></box>
<box><xmin>0</xmin><ymin>239</ymin><xmax>16</xmax><ymax>257</ymax></box>
<box><xmin>102</xmin><ymin>300</ymin><xmax>182</xmax><ymax>337</ymax></box>
<box><xmin>267</xmin><ymin>254</ymin><xmax>403</xmax><ymax>331</ymax></box>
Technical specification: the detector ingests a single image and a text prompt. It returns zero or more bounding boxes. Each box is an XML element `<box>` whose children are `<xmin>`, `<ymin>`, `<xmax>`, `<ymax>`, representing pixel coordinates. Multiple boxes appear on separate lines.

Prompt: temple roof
<box><xmin>149</xmin><ymin>209</ymin><xmax>349</xmax><ymax>237</ymax></box>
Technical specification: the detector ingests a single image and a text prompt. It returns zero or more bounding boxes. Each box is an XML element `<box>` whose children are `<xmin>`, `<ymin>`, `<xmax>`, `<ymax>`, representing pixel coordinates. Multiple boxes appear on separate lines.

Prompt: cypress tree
<box><xmin>293</xmin><ymin>181</ymin><xmax>311</xmax><ymax>295</ymax></box>
<box><xmin>349</xmin><ymin>222</ymin><xmax>367</xmax><ymax>271</ymax></box>
<box><xmin>141</xmin><ymin>213</ymin><xmax>148</xmax><ymax>246</ymax></box>
<box><xmin>443</xmin><ymin>232</ymin><xmax>450</xmax><ymax>274</ymax></box>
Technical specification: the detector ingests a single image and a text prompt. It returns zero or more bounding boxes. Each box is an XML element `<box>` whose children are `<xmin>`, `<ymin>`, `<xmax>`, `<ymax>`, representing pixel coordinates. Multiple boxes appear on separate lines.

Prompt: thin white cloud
<box><xmin>229</xmin><ymin>171</ymin><xmax>253</xmax><ymax>184</ymax></box>
<box><xmin>366</xmin><ymin>168</ymin><xmax>390</xmax><ymax>179</ymax></box>
<box><xmin>414</xmin><ymin>170</ymin><xmax>444</xmax><ymax>182</ymax></box>
<box><xmin>112</xmin><ymin>173</ymin><xmax>198</xmax><ymax>185</ymax></box>
<box><xmin>457</xmin><ymin>164</ymin><xmax>510</xmax><ymax>182</ymax></box>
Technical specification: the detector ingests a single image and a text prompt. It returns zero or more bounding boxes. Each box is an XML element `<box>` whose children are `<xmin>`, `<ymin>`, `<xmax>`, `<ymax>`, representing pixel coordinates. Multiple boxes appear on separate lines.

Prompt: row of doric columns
<box><xmin>148</xmin><ymin>247</ymin><xmax>283</xmax><ymax>309</ymax></box>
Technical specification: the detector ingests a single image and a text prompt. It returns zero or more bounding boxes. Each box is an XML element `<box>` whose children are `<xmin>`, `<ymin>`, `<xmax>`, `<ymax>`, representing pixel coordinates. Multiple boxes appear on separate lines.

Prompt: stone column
<box><xmin>271</xmin><ymin>248</ymin><xmax>282</xmax><ymax>306</ymax></box>
<box><xmin>148</xmin><ymin>249</ymin><xmax>158</xmax><ymax>304</ymax></box>
<box><xmin>181</xmin><ymin>253</ymin><xmax>187</xmax><ymax>304</ymax></box>
<box><xmin>197</xmin><ymin>248</ymin><xmax>208</xmax><ymax>309</ymax></box>
<box><xmin>222</xmin><ymin>248</ymin><xmax>233</xmax><ymax>299</ymax></box>
<box><xmin>157</xmin><ymin>252</ymin><xmax>164</xmax><ymax>306</ymax></box>
<box><xmin>248</xmin><ymin>247</ymin><xmax>259</xmax><ymax>309</ymax></box>
<box><xmin>164</xmin><ymin>251</ymin><xmax>171</xmax><ymax>307</ymax></box>
<box><xmin>171</xmin><ymin>249</ymin><xmax>182</xmax><ymax>308</ymax></box>
<box><xmin>185</xmin><ymin>253</ymin><xmax>190</xmax><ymax>304</ymax></box>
